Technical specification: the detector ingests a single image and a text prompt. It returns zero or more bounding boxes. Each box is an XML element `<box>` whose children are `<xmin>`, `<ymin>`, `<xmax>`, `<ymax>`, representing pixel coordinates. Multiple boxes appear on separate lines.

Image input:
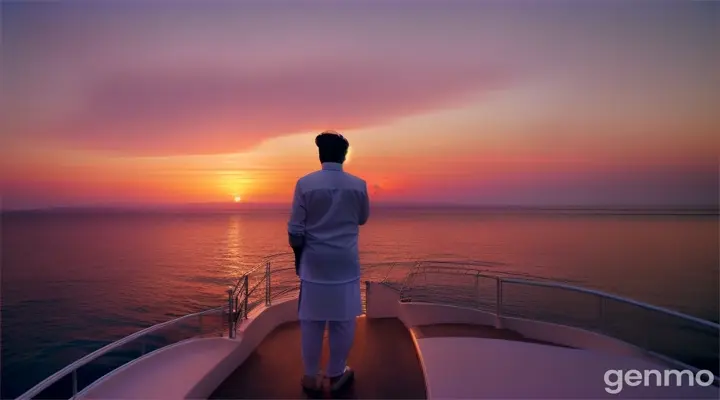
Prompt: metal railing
<box><xmin>225</xmin><ymin>253</ymin><xmax>301</xmax><ymax>338</ymax></box>
<box><xmin>398</xmin><ymin>265</ymin><xmax>720</xmax><ymax>379</ymax></box>
<box><xmin>17</xmin><ymin>307</ymin><xmax>225</xmax><ymax>400</ymax></box>
<box><xmin>223</xmin><ymin>253</ymin><xmax>421</xmax><ymax>337</ymax></box>
<box><xmin>221</xmin><ymin>254</ymin><xmax>482</xmax><ymax>336</ymax></box>
<box><xmin>19</xmin><ymin>255</ymin><xmax>719</xmax><ymax>398</ymax></box>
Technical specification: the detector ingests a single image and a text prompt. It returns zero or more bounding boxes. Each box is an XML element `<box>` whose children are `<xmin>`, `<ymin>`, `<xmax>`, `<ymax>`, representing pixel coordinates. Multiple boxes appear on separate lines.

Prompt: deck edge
<box><xmin>407</xmin><ymin>326</ymin><xmax>432</xmax><ymax>399</ymax></box>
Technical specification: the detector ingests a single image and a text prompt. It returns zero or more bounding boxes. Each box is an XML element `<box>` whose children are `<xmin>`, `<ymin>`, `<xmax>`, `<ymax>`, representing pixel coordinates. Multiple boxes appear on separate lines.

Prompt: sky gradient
<box><xmin>2</xmin><ymin>0</ymin><xmax>718</xmax><ymax>210</ymax></box>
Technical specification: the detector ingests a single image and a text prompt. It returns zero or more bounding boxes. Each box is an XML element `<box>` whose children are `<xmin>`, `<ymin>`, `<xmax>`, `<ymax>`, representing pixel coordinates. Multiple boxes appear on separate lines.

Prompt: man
<box><xmin>287</xmin><ymin>131</ymin><xmax>370</xmax><ymax>393</ymax></box>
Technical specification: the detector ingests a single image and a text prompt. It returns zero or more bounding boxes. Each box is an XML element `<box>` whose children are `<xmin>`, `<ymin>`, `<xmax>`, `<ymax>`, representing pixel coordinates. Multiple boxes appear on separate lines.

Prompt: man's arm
<box><xmin>359</xmin><ymin>182</ymin><xmax>370</xmax><ymax>226</ymax></box>
<box><xmin>287</xmin><ymin>182</ymin><xmax>306</xmax><ymax>275</ymax></box>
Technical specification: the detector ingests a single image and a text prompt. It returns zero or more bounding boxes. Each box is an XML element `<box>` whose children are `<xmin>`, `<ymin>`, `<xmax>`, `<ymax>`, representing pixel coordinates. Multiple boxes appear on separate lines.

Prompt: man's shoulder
<box><xmin>296</xmin><ymin>170</ymin><xmax>321</xmax><ymax>183</ymax></box>
<box><xmin>295</xmin><ymin>171</ymin><xmax>323</xmax><ymax>191</ymax></box>
<box><xmin>341</xmin><ymin>171</ymin><xmax>367</xmax><ymax>188</ymax></box>
<box><xmin>296</xmin><ymin>169</ymin><xmax>366</xmax><ymax>191</ymax></box>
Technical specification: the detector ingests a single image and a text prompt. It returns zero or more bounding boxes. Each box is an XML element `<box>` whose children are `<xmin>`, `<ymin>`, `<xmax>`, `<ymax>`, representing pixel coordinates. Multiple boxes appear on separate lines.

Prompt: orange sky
<box><xmin>1</xmin><ymin>1</ymin><xmax>718</xmax><ymax>209</ymax></box>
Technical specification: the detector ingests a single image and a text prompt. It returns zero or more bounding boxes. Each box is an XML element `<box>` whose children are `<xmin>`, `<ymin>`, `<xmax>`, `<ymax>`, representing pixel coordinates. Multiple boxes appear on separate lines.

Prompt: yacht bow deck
<box><xmin>210</xmin><ymin>316</ymin><xmax>719</xmax><ymax>399</ymax></box>
<box><xmin>210</xmin><ymin>317</ymin><xmax>426</xmax><ymax>399</ymax></box>
<box><xmin>18</xmin><ymin>259</ymin><xmax>719</xmax><ymax>400</ymax></box>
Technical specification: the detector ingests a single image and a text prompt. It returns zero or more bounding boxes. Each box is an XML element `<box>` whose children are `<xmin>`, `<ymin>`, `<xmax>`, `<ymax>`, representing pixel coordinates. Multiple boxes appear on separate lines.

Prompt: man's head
<box><xmin>315</xmin><ymin>131</ymin><xmax>350</xmax><ymax>164</ymax></box>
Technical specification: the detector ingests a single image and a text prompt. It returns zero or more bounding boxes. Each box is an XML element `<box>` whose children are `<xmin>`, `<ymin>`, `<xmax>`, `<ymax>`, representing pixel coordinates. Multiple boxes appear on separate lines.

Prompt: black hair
<box><xmin>315</xmin><ymin>131</ymin><xmax>349</xmax><ymax>164</ymax></box>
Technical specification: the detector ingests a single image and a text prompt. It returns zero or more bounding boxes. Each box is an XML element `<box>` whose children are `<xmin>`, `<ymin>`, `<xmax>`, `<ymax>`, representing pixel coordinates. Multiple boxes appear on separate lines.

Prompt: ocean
<box><xmin>1</xmin><ymin>208</ymin><xmax>718</xmax><ymax>398</ymax></box>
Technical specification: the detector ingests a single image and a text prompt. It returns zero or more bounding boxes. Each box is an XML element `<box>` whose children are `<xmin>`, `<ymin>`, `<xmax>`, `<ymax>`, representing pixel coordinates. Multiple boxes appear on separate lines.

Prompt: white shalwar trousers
<box><xmin>298</xmin><ymin>279</ymin><xmax>362</xmax><ymax>377</ymax></box>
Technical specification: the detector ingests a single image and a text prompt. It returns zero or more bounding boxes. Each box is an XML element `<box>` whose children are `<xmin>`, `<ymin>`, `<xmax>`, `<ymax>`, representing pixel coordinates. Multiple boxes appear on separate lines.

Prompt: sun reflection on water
<box><xmin>225</xmin><ymin>215</ymin><xmax>244</xmax><ymax>279</ymax></box>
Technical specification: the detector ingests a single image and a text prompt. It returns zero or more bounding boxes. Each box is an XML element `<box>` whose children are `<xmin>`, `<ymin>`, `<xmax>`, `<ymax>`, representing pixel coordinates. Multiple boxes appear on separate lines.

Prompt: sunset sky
<box><xmin>1</xmin><ymin>0</ymin><xmax>718</xmax><ymax>210</ymax></box>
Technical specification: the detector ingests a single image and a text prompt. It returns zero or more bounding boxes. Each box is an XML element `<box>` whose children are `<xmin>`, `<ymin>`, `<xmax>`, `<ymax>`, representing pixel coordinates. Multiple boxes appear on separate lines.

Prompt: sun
<box><xmin>233</xmin><ymin>195</ymin><xmax>242</xmax><ymax>203</ymax></box>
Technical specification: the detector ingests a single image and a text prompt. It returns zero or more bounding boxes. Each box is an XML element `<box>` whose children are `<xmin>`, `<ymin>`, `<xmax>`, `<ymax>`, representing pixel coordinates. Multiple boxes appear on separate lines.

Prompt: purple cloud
<box><xmin>50</xmin><ymin>61</ymin><xmax>511</xmax><ymax>155</ymax></box>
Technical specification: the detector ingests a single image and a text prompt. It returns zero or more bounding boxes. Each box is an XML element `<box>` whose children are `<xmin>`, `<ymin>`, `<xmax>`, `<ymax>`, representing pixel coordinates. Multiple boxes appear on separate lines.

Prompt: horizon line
<box><xmin>3</xmin><ymin>202</ymin><xmax>718</xmax><ymax>214</ymax></box>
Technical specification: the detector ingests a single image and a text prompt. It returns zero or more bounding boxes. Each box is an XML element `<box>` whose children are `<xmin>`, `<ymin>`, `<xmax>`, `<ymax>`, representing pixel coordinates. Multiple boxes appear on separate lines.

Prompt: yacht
<box><xmin>18</xmin><ymin>253</ymin><xmax>719</xmax><ymax>399</ymax></box>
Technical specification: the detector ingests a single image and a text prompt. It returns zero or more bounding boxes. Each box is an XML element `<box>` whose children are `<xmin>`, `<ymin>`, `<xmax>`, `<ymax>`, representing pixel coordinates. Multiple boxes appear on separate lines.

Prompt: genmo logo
<box><xmin>604</xmin><ymin>369</ymin><xmax>716</xmax><ymax>394</ymax></box>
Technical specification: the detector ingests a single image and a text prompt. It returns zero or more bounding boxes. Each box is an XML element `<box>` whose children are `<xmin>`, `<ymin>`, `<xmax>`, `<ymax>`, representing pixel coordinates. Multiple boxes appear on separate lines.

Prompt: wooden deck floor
<box><xmin>210</xmin><ymin>317</ymin><xmax>427</xmax><ymax>399</ymax></box>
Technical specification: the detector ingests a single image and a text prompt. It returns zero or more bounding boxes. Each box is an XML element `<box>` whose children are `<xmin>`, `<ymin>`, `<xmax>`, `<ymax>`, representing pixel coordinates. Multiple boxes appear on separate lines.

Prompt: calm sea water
<box><xmin>1</xmin><ymin>209</ymin><xmax>718</xmax><ymax>397</ymax></box>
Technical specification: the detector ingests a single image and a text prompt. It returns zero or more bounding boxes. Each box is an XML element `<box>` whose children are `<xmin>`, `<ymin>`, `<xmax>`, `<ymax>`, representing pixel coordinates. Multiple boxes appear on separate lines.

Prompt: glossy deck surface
<box><xmin>210</xmin><ymin>317</ymin><xmax>427</xmax><ymax>399</ymax></box>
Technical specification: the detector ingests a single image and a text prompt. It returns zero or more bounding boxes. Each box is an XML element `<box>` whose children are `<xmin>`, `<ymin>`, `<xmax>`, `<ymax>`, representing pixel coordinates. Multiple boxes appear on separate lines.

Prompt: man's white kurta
<box><xmin>288</xmin><ymin>162</ymin><xmax>369</xmax><ymax>321</ymax></box>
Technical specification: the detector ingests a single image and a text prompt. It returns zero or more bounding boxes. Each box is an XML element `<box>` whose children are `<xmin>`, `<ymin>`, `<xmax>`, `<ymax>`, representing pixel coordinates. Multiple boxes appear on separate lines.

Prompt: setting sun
<box><xmin>233</xmin><ymin>195</ymin><xmax>242</xmax><ymax>203</ymax></box>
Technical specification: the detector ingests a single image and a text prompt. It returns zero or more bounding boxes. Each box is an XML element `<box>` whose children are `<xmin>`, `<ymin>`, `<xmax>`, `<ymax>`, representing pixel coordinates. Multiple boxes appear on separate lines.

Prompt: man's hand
<box><xmin>292</xmin><ymin>246</ymin><xmax>303</xmax><ymax>276</ymax></box>
<box><xmin>289</xmin><ymin>234</ymin><xmax>305</xmax><ymax>276</ymax></box>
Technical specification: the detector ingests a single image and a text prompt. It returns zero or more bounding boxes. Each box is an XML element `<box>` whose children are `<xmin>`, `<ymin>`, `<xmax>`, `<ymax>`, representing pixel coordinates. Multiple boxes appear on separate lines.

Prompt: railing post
<box><xmin>475</xmin><ymin>273</ymin><xmax>480</xmax><ymax>308</ymax></box>
<box><xmin>265</xmin><ymin>261</ymin><xmax>271</xmax><ymax>306</ymax></box>
<box><xmin>227</xmin><ymin>288</ymin><xmax>235</xmax><ymax>339</ymax></box>
<box><xmin>243</xmin><ymin>275</ymin><xmax>249</xmax><ymax>319</ymax></box>
<box><xmin>495</xmin><ymin>277</ymin><xmax>503</xmax><ymax>329</ymax></box>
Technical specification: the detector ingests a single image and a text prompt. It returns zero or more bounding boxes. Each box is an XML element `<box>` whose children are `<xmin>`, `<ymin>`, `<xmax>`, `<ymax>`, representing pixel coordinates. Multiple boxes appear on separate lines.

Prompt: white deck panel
<box><xmin>79</xmin><ymin>338</ymin><xmax>239</xmax><ymax>399</ymax></box>
<box><xmin>416</xmin><ymin>337</ymin><xmax>718</xmax><ymax>399</ymax></box>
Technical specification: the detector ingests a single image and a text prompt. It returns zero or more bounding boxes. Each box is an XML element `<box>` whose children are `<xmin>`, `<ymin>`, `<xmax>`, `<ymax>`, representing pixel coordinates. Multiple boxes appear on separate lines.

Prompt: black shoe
<box><xmin>301</xmin><ymin>373</ymin><xmax>324</xmax><ymax>395</ymax></box>
<box><xmin>329</xmin><ymin>366</ymin><xmax>354</xmax><ymax>392</ymax></box>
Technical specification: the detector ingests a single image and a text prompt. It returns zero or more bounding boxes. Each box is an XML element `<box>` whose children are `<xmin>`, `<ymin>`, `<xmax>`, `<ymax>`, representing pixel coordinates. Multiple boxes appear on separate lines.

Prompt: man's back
<box><xmin>290</xmin><ymin>132</ymin><xmax>365</xmax><ymax>392</ymax></box>
<box><xmin>288</xmin><ymin>162</ymin><xmax>369</xmax><ymax>284</ymax></box>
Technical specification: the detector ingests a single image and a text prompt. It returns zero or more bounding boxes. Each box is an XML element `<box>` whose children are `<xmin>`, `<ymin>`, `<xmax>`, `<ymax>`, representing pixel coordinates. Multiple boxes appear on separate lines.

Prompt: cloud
<box><xmin>47</xmin><ymin>62</ymin><xmax>510</xmax><ymax>156</ymax></box>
